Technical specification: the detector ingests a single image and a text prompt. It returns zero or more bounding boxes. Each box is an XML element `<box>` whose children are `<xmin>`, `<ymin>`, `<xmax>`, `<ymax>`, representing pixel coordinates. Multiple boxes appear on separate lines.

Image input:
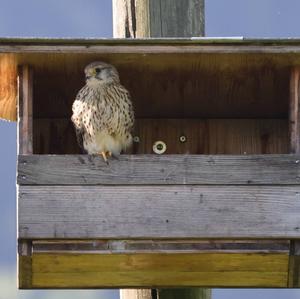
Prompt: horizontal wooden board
<box><xmin>1</xmin><ymin>44</ymin><xmax>300</xmax><ymax>54</ymax></box>
<box><xmin>31</xmin><ymin>240</ymin><xmax>290</xmax><ymax>254</ymax></box>
<box><xmin>3</xmin><ymin>37</ymin><xmax>300</xmax><ymax>46</ymax></box>
<box><xmin>18</xmin><ymin>154</ymin><xmax>300</xmax><ymax>185</ymax></box>
<box><xmin>19</xmin><ymin>185</ymin><xmax>300</xmax><ymax>239</ymax></box>
<box><xmin>26</xmin><ymin>252</ymin><xmax>288</xmax><ymax>288</ymax></box>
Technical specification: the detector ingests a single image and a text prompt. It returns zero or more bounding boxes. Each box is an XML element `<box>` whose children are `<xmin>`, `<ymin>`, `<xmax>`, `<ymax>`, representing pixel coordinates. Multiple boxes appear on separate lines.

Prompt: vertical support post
<box><xmin>289</xmin><ymin>67</ymin><xmax>300</xmax><ymax>154</ymax></box>
<box><xmin>18</xmin><ymin>240</ymin><xmax>33</xmax><ymax>289</ymax></box>
<box><xmin>288</xmin><ymin>67</ymin><xmax>300</xmax><ymax>287</ymax></box>
<box><xmin>17</xmin><ymin>65</ymin><xmax>33</xmax><ymax>288</ymax></box>
<box><xmin>18</xmin><ymin>65</ymin><xmax>33</xmax><ymax>155</ymax></box>
<box><xmin>0</xmin><ymin>54</ymin><xmax>17</xmax><ymax>121</ymax></box>
<box><xmin>159</xmin><ymin>289</ymin><xmax>212</xmax><ymax>299</ymax></box>
<box><xmin>113</xmin><ymin>0</ymin><xmax>205</xmax><ymax>38</ymax></box>
<box><xmin>121</xmin><ymin>290</ymin><xmax>155</xmax><ymax>299</ymax></box>
<box><xmin>113</xmin><ymin>1</ymin><xmax>208</xmax><ymax>298</ymax></box>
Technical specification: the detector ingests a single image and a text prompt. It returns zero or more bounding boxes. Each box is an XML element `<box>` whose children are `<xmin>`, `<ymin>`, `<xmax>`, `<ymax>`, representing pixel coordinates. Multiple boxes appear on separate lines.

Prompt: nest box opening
<box><xmin>30</xmin><ymin>53</ymin><xmax>289</xmax><ymax>155</ymax></box>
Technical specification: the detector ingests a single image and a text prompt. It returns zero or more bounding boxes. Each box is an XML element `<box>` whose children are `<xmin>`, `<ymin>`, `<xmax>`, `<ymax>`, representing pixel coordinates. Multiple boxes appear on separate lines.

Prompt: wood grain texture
<box><xmin>113</xmin><ymin>0</ymin><xmax>204</xmax><ymax>38</ymax></box>
<box><xmin>3</xmin><ymin>45</ymin><xmax>300</xmax><ymax>54</ymax></box>
<box><xmin>288</xmin><ymin>241</ymin><xmax>300</xmax><ymax>287</ymax></box>
<box><xmin>18</xmin><ymin>154</ymin><xmax>300</xmax><ymax>185</ymax></box>
<box><xmin>157</xmin><ymin>0</ymin><xmax>205</xmax><ymax>37</ymax></box>
<box><xmin>0</xmin><ymin>54</ymin><xmax>17</xmax><ymax>121</ymax></box>
<box><xmin>19</xmin><ymin>256</ymin><xmax>32</xmax><ymax>289</ymax></box>
<box><xmin>289</xmin><ymin>67</ymin><xmax>300</xmax><ymax>154</ymax></box>
<box><xmin>18</xmin><ymin>185</ymin><xmax>300</xmax><ymax>239</ymax></box>
<box><xmin>18</xmin><ymin>65</ymin><xmax>33</xmax><ymax>154</ymax></box>
<box><xmin>29</xmin><ymin>54</ymin><xmax>289</xmax><ymax>120</ymax></box>
<box><xmin>0</xmin><ymin>52</ymin><xmax>292</xmax><ymax>122</ymax></box>
<box><xmin>27</xmin><ymin>252</ymin><xmax>288</xmax><ymax>288</ymax></box>
<box><xmin>31</xmin><ymin>240</ymin><xmax>290</xmax><ymax>254</ymax></box>
<box><xmin>33</xmin><ymin>119</ymin><xmax>288</xmax><ymax>154</ymax></box>
<box><xmin>112</xmin><ymin>0</ymin><xmax>139</xmax><ymax>38</ymax></box>
<box><xmin>120</xmin><ymin>290</ymin><xmax>154</xmax><ymax>299</ymax></box>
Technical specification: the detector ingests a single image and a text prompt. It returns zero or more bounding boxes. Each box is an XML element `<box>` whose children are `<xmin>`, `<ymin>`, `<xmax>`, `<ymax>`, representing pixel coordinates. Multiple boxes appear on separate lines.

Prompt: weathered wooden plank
<box><xmin>289</xmin><ymin>67</ymin><xmax>300</xmax><ymax>153</ymax></box>
<box><xmin>158</xmin><ymin>0</ymin><xmax>205</xmax><ymax>37</ymax></box>
<box><xmin>18</xmin><ymin>240</ymin><xmax>32</xmax><ymax>289</ymax></box>
<box><xmin>288</xmin><ymin>241</ymin><xmax>300</xmax><ymax>287</ymax></box>
<box><xmin>32</xmin><ymin>253</ymin><xmax>289</xmax><ymax>273</ymax></box>
<box><xmin>28</xmin><ymin>252</ymin><xmax>288</xmax><ymax>288</ymax></box>
<box><xmin>121</xmin><ymin>290</ymin><xmax>154</xmax><ymax>299</ymax></box>
<box><xmin>31</xmin><ymin>271</ymin><xmax>288</xmax><ymax>288</ymax></box>
<box><xmin>113</xmin><ymin>0</ymin><xmax>204</xmax><ymax>38</ymax></box>
<box><xmin>18</xmin><ymin>154</ymin><xmax>300</xmax><ymax>185</ymax></box>
<box><xmin>4</xmin><ymin>45</ymin><xmax>300</xmax><ymax>54</ymax></box>
<box><xmin>3</xmin><ymin>37</ymin><xmax>300</xmax><ymax>46</ymax></box>
<box><xmin>0</xmin><ymin>54</ymin><xmax>17</xmax><ymax>121</ymax></box>
<box><xmin>18</xmin><ymin>65</ymin><xmax>33</xmax><ymax>154</ymax></box>
<box><xmin>19</xmin><ymin>185</ymin><xmax>300</xmax><ymax>239</ymax></box>
<box><xmin>32</xmin><ymin>240</ymin><xmax>290</xmax><ymax>254</ymax></box>
<box><xmin>19</xmin><ymin>256</ymin><xmax>32</xmax><ymax>289</ymax></box>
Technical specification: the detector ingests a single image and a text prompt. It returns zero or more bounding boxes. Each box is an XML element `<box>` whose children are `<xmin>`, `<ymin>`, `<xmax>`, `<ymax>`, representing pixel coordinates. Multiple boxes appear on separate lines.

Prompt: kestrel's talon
<box><xmin>100</xmin><ymin>151</ymin><xmax>109</xmax><ymax>164</ymax></box>
<box><xmin>107</xmin><ymin>151</ymin><xmax>112</xmax><ymax>157</ymax></box>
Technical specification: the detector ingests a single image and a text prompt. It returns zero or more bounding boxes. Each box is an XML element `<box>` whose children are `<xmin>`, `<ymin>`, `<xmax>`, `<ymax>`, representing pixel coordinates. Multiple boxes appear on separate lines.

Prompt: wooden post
<box><xmin>113</xmin><ymin>0</ymin><xmax>205</xmax><ymax>38</ymax></box>
<box><xmin>112</xmin><ymin>1</ymin><xmax>208</xmax><ymax>298</ymax></box>
<box><xmin>18</xmin><ymin>65</ymin><xmax>33</xmax><ymax>155</ymax></box>
<box><xmin>17</xmin><ymin>65</ymin><xmax>34</xmax><ymax>288</ymax></box>
<box><xmin>120</xmin><ymin>290</ymin><xmax>155</xmax><ymax>299</ymax></box>
<box><xmin>289</xmin><ymin>67</ymin><xmax>300</xmax><ymax>287</ymax></box>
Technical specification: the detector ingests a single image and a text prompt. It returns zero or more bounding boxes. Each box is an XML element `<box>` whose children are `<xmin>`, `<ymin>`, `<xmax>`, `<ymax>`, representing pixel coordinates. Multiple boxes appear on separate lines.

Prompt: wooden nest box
<box><xmin>1</xmin><ymin>37</ymin><xmax>300</xmax><ymax>288</ymax></box>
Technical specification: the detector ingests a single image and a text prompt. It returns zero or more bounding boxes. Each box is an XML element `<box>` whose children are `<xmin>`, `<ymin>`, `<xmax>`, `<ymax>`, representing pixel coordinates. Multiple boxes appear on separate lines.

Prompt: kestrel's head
<box><xmin>84</xmin><ymin>61</ymin><xmax>120</xmax><ymax>86</ymax></box>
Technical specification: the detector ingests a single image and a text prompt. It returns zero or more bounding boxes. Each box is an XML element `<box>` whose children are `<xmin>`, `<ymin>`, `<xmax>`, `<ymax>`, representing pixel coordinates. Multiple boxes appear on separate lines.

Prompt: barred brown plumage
<box><xmin>71</xmin><ymin>61</ymin><xmax>134</xmax><ymax>163</ymax></box>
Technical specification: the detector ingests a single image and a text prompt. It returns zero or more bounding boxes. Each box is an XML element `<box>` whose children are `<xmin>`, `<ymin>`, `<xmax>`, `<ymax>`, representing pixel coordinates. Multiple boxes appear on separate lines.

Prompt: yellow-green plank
<box><xmin>30</xmin><ymin>253</ymin><xmax>289</xmax><ymax>288</ymax></box>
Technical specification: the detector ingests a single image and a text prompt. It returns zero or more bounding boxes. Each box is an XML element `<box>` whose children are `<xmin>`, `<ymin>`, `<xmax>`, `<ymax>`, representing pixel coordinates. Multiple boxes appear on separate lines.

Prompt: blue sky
<box><xmin>1</xmin><ymin>0</ymin><xmax>300</xmax><ymax>298</ymax></box>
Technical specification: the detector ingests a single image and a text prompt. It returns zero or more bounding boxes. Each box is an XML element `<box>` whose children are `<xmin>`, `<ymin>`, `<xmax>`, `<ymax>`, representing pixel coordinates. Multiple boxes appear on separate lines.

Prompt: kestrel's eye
<box><xmin>95</xmin><ymin>67</ymin><xmax>101</xmax><ymax>73</ymax></box>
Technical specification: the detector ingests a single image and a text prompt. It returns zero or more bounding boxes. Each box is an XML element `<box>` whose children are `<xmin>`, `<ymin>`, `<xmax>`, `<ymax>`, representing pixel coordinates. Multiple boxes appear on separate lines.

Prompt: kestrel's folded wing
<box><xmin>71</xmin><ymin>87</ymin><xmax>88</xmax><ymax>150</ymax></box>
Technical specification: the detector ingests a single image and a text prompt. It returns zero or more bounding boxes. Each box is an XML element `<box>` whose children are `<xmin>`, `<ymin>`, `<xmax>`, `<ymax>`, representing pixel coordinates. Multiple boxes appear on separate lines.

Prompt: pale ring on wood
<box><xmin>153</xmin><ymin>141</ymin><xmax>167</xmax><ymax>154</ymax></box>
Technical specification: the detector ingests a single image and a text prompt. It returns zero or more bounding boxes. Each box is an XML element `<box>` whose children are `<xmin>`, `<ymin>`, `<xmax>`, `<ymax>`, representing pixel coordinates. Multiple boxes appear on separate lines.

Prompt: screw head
<box><xmin>133</xmin><ymin>136</ymin><xmax>140</xmax><ymax>143</ymax></box>
<box><xmin>153</xmin><ymin>141</ymin><xmax>167</xmax><ymax>154</ymax></box>
<box><xmin>179</xmin><ymin>135</ymin><xmax>187</xmax><ymax>143</ymax></box>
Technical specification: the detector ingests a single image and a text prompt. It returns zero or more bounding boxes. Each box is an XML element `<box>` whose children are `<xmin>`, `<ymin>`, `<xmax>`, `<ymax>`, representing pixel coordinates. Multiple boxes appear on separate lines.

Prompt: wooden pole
<box><xmin>120</xmin><ymin>290</ymin><xmax>155</xmax><ymax>299</ymax></box>
<box><xmin>112</xmin><ymin>1</ymin><xmax>209</xmax><ymax>298</ymax></box>
<box><xmin>113</xmin><ymin>0</ymin><xmax>205</xmax><ymax>38</ymax></box>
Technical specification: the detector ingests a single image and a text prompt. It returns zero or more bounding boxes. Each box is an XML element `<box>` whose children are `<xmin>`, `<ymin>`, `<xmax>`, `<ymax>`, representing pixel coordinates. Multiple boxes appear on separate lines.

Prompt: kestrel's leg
<box><xmin>107</xmin><ymin>151</ymin><xmax>120</xmax><ymax>160</ymax></box>
<box><xmin>100</xmin><ymin>151</ymin><xmax>109</xmax><ymax>164</ymax></box>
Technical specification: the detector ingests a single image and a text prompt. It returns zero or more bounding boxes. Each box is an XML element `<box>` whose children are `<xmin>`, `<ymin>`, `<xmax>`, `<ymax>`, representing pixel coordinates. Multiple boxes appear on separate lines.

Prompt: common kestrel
<box><xmin>71</xmin><ymin>61</ymin><xmax>134</xmax><ymax>163</ymax></box>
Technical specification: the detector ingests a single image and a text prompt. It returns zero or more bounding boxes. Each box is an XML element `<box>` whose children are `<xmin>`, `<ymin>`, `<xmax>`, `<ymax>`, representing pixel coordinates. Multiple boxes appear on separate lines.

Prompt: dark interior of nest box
<box><xmin>29</xmin><ymin>52</ymin><xmax>290</xmax><ymax>155</ymax></box>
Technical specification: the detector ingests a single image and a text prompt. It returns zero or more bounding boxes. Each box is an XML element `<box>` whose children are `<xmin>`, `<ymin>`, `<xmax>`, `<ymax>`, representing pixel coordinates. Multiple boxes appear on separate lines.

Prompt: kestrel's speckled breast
<box><xmin>72</xmin><ymin>82</ymin><xmax>134</xmax><ymax>155</ymax></box>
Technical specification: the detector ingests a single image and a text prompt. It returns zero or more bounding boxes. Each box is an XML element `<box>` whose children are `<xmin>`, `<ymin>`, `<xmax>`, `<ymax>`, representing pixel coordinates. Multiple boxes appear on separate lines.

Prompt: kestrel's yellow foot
<box><xmin>107</xmin><ymin>151</ymin><xmax>112</xmax><ymax>157</ymax></box>
<box><xmin>100</xmin><ymin>151</ymin><xmax>109</xmax><ymax>164</ymax></box>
